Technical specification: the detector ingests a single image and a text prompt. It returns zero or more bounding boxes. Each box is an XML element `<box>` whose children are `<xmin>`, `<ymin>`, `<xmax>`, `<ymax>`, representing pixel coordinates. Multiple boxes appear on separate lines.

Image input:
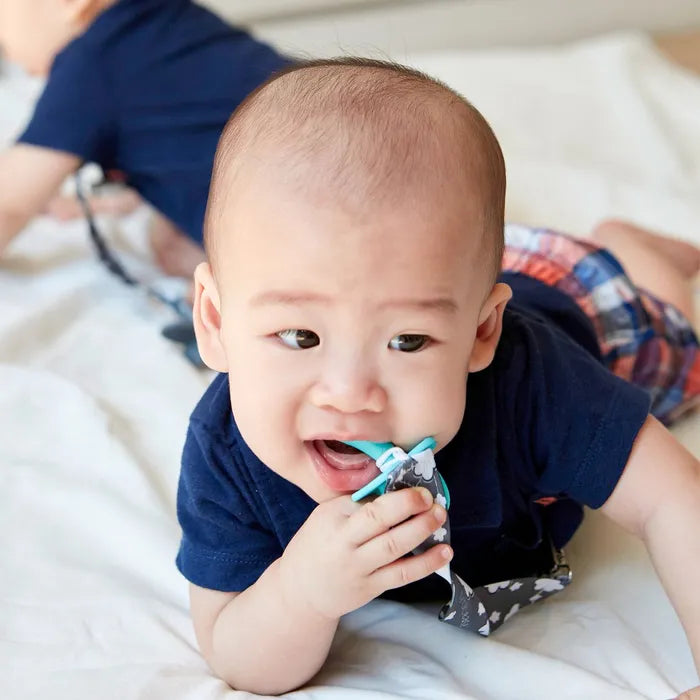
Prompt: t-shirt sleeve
<box><xmin>18</xmin><ymin>43</ymin><xmax>114</xmax><ymax>163</ymax></box>
<box><xmin>506</xmin><ymin>316</ymin><xmax>651</xmax><ymax>509</ymax></box>
<box><xmin>176</xmin><ymin>420</ymin><xmax>283</xmax><ymax>592</ymax></box>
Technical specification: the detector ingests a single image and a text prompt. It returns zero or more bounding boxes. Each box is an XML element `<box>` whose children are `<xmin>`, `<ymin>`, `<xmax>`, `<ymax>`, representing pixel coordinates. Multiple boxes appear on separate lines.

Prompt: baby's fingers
<box><xmin>371</xmin><ymin>540</ymin><xmax>453</xmax><ymax>593</ymax></box>
<box><xmin>359</xmin><ymin>502</ymin><xmax>447</xmax><ymax>572</ymax></box>
<box><xmin>344</xmin><ymin>487</ymin><xmax>435</xmax><ymax>546</ymax></box>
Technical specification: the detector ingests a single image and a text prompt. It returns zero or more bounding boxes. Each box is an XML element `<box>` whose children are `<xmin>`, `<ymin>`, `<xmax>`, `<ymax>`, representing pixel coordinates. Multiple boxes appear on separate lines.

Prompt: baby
<box><xmin>175</xmin><ymin>58</ymin><xmax>700</xmax><ymax>695</ymax></box>
<box><xmin>0</xmin><ymin>0</ymin><xmax>289</xmax><ymax>275</ymax></box>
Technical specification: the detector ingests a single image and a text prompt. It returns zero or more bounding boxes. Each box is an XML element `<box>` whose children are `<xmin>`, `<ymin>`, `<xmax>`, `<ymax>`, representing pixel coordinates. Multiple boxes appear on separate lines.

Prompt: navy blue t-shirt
<box><xmin>18</xmin><ymin>0</ymin><xmax>290</xmax><ymax>244</ymax></box>
<box><xmin>176</xmin><ymin>274</ymin><xmax>651</xmax><ymax>599</ymax></box>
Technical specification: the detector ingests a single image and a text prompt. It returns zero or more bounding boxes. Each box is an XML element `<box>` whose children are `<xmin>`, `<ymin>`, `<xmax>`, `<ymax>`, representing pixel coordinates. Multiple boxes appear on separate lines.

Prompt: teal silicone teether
<box><xmin>346</xmin><ymin>437</ymin><xmax>449</xmax><ymax>506</ymax></box>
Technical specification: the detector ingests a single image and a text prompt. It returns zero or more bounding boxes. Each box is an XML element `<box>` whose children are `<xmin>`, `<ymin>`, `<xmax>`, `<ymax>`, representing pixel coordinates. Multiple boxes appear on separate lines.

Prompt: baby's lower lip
<box><xmin>306</xmin><ymin>440</ymin><xmax>380</xmax><ymax>492</ymax></box>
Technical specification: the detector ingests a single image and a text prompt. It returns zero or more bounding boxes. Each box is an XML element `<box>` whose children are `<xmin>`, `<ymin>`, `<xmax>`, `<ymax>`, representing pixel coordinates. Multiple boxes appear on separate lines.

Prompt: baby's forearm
<box><xmin>644</xmin><ymin>462</ymin><xmax>700</xmax><ymax>676</ymax></box>
<box><xmin>208</xmin><ymin>558</ymin><xmax>339</xmax><ymax>694</ymax></box>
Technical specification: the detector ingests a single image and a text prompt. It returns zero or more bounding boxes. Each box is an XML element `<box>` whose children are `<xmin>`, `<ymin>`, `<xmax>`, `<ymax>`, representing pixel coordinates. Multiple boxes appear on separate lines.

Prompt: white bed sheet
<box><xmin>1</xmin><ymin>32</ymin><xmax>699</xmax><ymax>700</ymax></box>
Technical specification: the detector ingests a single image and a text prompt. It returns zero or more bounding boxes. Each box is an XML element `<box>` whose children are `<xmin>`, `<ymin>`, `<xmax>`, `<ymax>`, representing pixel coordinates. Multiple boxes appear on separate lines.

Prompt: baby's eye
<box><xmin>276</xmin><ymin>329</ymin><xmax>320</xmax><ymax>350</ymax></box>
<box><xmin>389</xmin><ymin>334</ymin><xmax>430</xmax><ymax>352</ymax></box>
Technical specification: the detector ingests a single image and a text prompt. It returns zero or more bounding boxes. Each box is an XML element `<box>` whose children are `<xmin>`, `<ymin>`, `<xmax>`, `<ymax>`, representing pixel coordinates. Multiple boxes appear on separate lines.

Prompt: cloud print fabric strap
<box><xmin>382</xmin><ymin>447</ymin><xmax>573</xmax><ymax>635</ymax></box>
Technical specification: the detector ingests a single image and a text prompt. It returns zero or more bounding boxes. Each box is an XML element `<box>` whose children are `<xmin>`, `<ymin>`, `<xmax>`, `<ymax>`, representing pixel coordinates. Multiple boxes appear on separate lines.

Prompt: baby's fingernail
<box><xmin>432</xmin><ymin>504</ymin><xmax>446</xmax><ymax>520</ymax></box>
<box><xmin>418</xmin><ymin>488</ymin><xmax>434</xmax><ymax>505</ymax></box>
<box><xmin>441</xmin><ymin>546</ymin><xmax>453</xmax><ymax>561</ymax></box>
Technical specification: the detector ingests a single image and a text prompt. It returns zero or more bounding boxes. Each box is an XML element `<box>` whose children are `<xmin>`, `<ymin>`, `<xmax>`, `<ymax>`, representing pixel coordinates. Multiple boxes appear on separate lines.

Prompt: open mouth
<box><xmin>307</xmin><ymin>439</ymin><xmax>380</xmax><ymax>492</ymax></box>
<box><xmin>316</xmin><ymin>440</ymin><xmax>371</xmax><ymax>468</ymax></box>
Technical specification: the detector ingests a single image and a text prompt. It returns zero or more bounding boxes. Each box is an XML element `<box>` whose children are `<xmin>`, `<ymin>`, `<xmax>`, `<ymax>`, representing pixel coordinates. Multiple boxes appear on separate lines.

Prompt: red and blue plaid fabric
<box><xmin>502</xmin><ymin>224</ymin><xmax>700</xmax><ymax>424</ymax></box>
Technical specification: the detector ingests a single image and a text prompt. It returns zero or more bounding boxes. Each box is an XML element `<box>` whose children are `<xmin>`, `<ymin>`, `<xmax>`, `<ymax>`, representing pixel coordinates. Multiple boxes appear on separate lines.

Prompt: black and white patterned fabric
<box><xmin>385</xmin><ymin>447</ymin><xmax>572</xmax><ymax>635</ymax></box>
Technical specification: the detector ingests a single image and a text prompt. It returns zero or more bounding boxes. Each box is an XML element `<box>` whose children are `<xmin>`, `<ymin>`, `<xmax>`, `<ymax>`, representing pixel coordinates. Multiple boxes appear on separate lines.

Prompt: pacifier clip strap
<box><xmin>380</xmin><ymin>448</ymin><xmax>572</xmax><ymax>635</ymax></box>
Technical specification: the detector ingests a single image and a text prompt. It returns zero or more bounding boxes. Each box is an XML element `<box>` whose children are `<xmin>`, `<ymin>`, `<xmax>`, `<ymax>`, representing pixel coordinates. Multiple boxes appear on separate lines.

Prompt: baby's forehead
<box><xmin>216</xmin><ymin>167</ymin><xmax>489</xmax><ymax>300</ymax></box>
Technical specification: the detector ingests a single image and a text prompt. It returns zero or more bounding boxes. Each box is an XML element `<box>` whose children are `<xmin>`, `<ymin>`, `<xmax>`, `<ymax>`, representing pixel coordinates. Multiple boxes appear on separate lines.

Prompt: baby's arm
<box><xmin>190</xmin><ymin>567</ymin><xmax>338</xmax><ymax>695</ymax></box>
<box><xmin>601</xmin><ymin>415</ymin><xmax>700</xmax><ymax>689</ymax></box>
<box><xmin>0</xmin><ymin>144</ymin><xmax>80</xmax><ymax>255</ymax></box>
<box><xmin>189</xmin><ymin>487</ymin><xmax>451</xmax><ymax>694</ymax></box>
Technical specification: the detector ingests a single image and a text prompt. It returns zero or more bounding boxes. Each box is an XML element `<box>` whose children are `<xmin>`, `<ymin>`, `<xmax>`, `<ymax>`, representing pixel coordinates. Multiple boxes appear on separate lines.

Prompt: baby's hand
<box><xmin>277</xmin><ymin>487</ymin><xmax>451</xmax><ymax>621</ymax></box>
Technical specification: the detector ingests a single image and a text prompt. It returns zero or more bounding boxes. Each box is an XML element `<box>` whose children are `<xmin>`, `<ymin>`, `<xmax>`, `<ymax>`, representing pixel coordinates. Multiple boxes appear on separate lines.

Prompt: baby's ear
<box><xmin>192</xmin><ymin>262</ymin><xmax>228</xmax><ymax>372</ymax></box>
<box><xmin>468</xmin><ymin>283</ymin><xmax>512</xmax><ymax>373</ymax></box>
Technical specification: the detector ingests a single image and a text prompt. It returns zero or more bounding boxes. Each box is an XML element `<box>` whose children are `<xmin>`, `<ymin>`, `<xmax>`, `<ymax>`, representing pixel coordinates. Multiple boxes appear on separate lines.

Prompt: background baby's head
<box><xmin>0</xmin><ymin>0</ymin><xmax>117</xmax><ymax>76</ymax></box>
<box><xmin>204</xmin><ymin>57</ymin><xmax>506</xmax><ymax>294</ymax></box>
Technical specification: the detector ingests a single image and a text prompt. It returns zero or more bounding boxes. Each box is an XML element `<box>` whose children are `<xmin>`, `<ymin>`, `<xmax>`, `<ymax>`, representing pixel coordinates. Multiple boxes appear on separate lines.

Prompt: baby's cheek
<box><xmin>418</xmin><ymin>381</ymin><xmax>466</xmax><ymax>449</ymax></box>
<box><xmin>228</xmin><ymin>382</ymin><xmax>273</xmax><ymax>445</ymax></box>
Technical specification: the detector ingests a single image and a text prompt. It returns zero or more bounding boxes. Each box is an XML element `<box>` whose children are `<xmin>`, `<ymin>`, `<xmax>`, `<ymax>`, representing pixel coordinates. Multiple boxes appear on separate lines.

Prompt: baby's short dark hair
<box><xmin>205</xmin><ymin>57</ymin><xmax>506</xmax><ymax>286</ymax></box>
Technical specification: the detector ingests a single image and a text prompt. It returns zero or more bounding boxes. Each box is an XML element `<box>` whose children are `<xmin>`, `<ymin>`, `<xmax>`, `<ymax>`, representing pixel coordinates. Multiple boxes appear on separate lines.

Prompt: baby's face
<box><xmin>207</xmin><ymin>172</ymin><xmax>494</xmax><ymax>503</ymax></box>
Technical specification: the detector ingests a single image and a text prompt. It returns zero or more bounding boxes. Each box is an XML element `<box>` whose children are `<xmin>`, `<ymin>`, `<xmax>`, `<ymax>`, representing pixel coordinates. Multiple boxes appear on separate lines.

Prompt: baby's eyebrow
<box><xmin>249</xmin><ymin>291</ymin><xmax>327</xmax><ymax>307</ymax></box>
<box><xmin>249</xmin><ymin>290</ymin><xmax>458</xmax><ymax>314</ymax></box>
<box><xmin>380</xmin><ymin>297</ymin><xmax>458</xmax><ymax>314</ymax></box>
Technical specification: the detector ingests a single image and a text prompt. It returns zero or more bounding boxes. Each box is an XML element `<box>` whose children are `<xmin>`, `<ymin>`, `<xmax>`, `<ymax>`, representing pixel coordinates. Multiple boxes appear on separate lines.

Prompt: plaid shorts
<box><xmin>502</xmin><ymin>224</ymin><xmax>700</xmax><ymax>424</ymax></box>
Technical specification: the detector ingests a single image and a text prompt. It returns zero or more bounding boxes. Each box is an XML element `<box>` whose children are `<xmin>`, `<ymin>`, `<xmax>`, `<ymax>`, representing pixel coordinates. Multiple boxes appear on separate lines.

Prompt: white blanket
<box><xmin>1</xmin><ymin>32</ymin><xmax>699</xmax><ymax>699</ymax></box>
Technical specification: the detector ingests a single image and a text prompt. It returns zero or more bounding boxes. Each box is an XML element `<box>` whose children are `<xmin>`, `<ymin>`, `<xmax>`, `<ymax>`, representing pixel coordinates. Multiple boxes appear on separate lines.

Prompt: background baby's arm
<box><xmin>0</xmin><ymin>143</ymin><xmax>79</xmax><ymax>256</ymax></box>
<box><xmin>600</xmin><ymin>415</ymin><xmax>700</xmax><ymax>692</ymax></box>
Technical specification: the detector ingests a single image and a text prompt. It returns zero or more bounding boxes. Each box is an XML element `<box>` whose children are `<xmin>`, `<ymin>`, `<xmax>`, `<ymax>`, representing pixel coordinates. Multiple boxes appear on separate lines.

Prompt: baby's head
<box><xmin>0</xmin><ymin>0</ymin><xmax>116</xmax><ymax>75</ymax></box>
<box><xmin>194</xmin><ymin>58</ymin><xmax>512</xmax><ymax>503</ymax></box>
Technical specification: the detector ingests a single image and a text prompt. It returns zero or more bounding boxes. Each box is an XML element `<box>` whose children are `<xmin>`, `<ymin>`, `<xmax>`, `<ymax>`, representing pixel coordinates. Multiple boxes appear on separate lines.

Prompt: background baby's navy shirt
<box><xmin>176</xmin><ymin>274</ymin><xmax>650</xmax><ymax>598</ymax></box>
<box><xmin>18</xmin><ymin>0</ymin><xmax>290</xmax><ymax>244</ymax></box>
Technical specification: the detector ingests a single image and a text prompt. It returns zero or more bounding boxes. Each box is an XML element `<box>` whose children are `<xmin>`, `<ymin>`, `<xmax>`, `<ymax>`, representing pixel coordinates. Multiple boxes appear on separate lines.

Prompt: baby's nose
<box><xmin>309</xmin><ymin>362</ymin><xmax>387</xmax><ymax>414</ymax></box>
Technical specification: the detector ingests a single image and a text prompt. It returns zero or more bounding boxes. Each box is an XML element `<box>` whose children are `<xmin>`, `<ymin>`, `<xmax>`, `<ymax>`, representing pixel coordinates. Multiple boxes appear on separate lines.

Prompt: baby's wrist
<box><xmin>274</xmin><ymin>555</ymin><xmax>341</xmax><ymax>624</ymax></box>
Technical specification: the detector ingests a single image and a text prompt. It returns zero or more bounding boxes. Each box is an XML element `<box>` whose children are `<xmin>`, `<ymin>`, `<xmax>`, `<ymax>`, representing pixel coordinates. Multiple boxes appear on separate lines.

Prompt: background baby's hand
<box><xmin>277</xmin><ymin>487</ymin><xmax>452</xmax><ymax>621</ymax></box>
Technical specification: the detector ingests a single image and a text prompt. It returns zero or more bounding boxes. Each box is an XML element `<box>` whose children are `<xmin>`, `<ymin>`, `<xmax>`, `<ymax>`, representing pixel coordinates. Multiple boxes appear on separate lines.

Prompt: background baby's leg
<box><xmin>591</xmin><ymin>219</ymin><xmax>700</xmax><ymax>322</ymax></box>
<box><xmin>149</xmin><ymin>212</ymin><xmax>205</xmax><ymax>281</ymax></box>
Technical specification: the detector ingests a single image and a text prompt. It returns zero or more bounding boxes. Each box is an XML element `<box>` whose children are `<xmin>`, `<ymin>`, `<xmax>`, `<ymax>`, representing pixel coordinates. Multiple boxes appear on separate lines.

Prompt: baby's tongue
<box><xmin>318</xmin><ymin>440</ymin><xmax>372</xmax><ymax>469</ymax></box>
